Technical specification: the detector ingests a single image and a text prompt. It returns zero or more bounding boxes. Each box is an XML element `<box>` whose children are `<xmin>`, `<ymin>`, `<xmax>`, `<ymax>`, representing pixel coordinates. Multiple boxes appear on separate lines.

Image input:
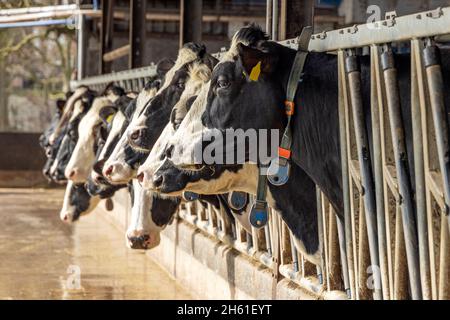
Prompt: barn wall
<box><xmin>0</xmin><ymin>133</ymin><xmax>49</xmax><ymax>187</ymax></box>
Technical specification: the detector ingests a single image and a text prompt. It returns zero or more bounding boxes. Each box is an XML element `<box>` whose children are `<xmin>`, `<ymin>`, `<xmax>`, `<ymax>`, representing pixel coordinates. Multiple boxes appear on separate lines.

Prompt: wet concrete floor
<box><xmin>0</xmin><ymin>188</ymin><xmax>192</xmax><ymax>300</ymax></box>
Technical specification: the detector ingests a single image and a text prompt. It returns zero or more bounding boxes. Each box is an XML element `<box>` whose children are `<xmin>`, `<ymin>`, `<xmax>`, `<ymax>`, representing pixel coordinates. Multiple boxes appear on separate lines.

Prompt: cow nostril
<box><xmin>69</xmin><ymin>170</ymin><xmax>76</xmax><ymax>179</ymax></box>
<box><xmin>137</xmin><ymin>172</ymin><xmax>145</xmax><ymax>184</ymax></box>
<box><xmin>105</xmin><ymin>166</ymin><xmax>114</xmax><ymax>176</ymax></box>
<box><xmin>165</xmin><ymin>144</ymin><xmax>174</xmax><ymax>159</ymax></box>
<box><xmin>153</xmin><ymin>174</ymin><xmax>163</xmax><ymax>188</ymax></box>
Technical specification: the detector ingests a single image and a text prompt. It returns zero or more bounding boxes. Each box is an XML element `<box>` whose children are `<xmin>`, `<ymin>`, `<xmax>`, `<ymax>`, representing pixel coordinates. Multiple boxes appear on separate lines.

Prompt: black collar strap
<box><xmin>250</xmin><ymin>27</ymin><xmax>313</xmax><ymax>229</ymax></box>
<box><xmin>267</xmin><ymin>26</ymin><xmax>313</xmax><ymax>186</ymax></box>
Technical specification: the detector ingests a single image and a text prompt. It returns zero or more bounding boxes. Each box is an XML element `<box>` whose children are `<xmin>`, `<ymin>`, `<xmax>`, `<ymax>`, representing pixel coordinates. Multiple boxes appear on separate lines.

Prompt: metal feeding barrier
<box><xmin>71</xmin><ymin>6</ymin><xmax>450</xmax><ymax>300</ymax></box>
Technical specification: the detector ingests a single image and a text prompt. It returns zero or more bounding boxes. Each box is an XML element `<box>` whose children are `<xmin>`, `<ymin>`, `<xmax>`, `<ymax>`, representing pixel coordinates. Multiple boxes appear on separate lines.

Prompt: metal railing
<box><xmin>71</xmin><ymin>6</ymin><xmax>450</xmax><ymax>300</ymax></box>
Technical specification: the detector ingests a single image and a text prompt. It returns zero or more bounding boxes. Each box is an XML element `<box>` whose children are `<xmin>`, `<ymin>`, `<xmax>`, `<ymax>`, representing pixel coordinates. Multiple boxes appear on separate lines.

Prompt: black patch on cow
<box><xmin>150</xmin><ymin>194</ymin><xmax>181</xmax><ymax>227</ymax></box>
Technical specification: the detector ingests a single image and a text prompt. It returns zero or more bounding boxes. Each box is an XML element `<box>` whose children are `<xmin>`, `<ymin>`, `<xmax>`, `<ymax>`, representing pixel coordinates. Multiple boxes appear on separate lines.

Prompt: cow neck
<box><xmin>289</xmin><ymin>51</ymin><xmax>343</xmax><ymax>215</ymax></box>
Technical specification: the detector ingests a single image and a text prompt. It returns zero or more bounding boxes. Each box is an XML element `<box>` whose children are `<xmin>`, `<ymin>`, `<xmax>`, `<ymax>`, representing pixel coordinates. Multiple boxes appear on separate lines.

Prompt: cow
<box><xmin>49</xmin><ymin>89</ymin><xmax>98</xmax><ymax>183</ymax></box>
<box><xmin>138</xmin><ymin>25</ymin><xmax>322</xmax><ymax>264</ymax></box>
<box><xmin>48</xmin><ymin>86</ymin><xmax>96</xmax><ymax>146</ymax></box>
<box><xmin>64</xmin><ymin>85</ymin><xmax>126</xmax><ymax>183</ymax></box>
<box><xmin>147</xmin><ymin>25</ymin><xmax>450</xmax><ymax>267</ymax></box>
<box><xmin>59</xmin><ymin>181</ymin><xmax>101</xmax><ymax>223</ymax></box>
<box><xmin>41</xmin><ymin>98</ymin><xmax>67</xmax><ymax>181</ymax></box>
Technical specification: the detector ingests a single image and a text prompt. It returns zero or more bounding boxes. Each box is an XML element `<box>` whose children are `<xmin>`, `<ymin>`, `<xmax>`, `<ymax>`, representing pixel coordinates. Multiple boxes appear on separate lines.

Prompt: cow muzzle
<box><xmin>126</xmin><ymin>230</ymin><xmax>160</xmax><ymax>250</ymax></box>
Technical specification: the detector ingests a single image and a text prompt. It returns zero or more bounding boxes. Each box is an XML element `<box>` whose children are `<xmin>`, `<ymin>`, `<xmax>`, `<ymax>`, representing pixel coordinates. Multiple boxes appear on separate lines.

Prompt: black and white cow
<box><xmin>41</xmin><ymin>98</ymin><xmax>67</xmax><ymax>181</ymax></box>
<box><xmin>64</xmin><ymin>86</ymin><xmax>126</xmax><ymax>183</ymax></box>
<box><xmin>49</xmin><ymin>89</ymin><xmax>98</xmax><ymax>183</ymax></box>
<box><xmin>139</xmin><ymin>25</ymin><xmax>321</xmax><ymax>264</ymax></box>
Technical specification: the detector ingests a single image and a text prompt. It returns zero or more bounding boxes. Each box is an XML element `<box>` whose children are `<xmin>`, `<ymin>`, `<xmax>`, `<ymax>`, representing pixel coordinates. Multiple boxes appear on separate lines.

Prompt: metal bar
<box><xmin>423</xmin><ymin>40</ymin><xmax>450</xmax><ymax>236</ymax></box>
<box><xmin>103</xmin><ymin>44</ymin><xmax>130</xmax><ymax>62</ymax></box>
<box><xmin>337</xmin><ymin>50</ymin><xmax>354</xmax><ymax>298</ymax></box>
<box><xmin>412</xmin><ymin>39</ymin><xmax>438</xmax><ymax>299</ymax></box>
<box><xmin>345</xmin><ymin>50</ymin><xmax>381</xmax><ymax>300</ymax></box>
<box><xmin>179</xmin><ymin>0</ymin><xmax>203</xmax><ymax>48</ymax></box>
<box><xmin>129</xmin><ymin>0</ymin><xmax>146</xmax><ymax>69</ymax></box>
<box><xmin>370</xmin><ymin>45</ymin><xmax>390</xmax><ymax>299</ymax></box>
<box><xmin>0</xmin><ymin>4</ymin><xmax>78</xmax><ymax>16</ymax></box>
<box><xmin>266</xmin><ymin>0</ymin><xmax>272</xmax><ymax>38</ymax></box>
<box><xmin>271</xmin><ymin>0</ymin><xmax>278</xmax><ymax>41</ymax></box>
<box><xmin>381</xmin><ymin>44</ymin><xmax>422</xmax><ymax>299</ymax></box>
<box><xmin>0</xmin><ymin>9</ymin><xmax>100</xmax><ymax>23</ymax></box>
<box><xmin>308</xmin><ymin>7</ymin><xmax>450</xmax><ymax>53</ymax></box>
<box><xmin>77</xmin><ymin>13</ymin><xmax>86</xmax><ymax>80</ymax></box>
<box><xmin>410</xmin><ymin>39</ymin><xmax>432</xmax><ymax>300</ymax></box>
<box><xmin>438</xmin><ymin>209</ymin><xmax>449</xmax><ymax>299</ymax></box>
<box><xmin>0</xmin><ymin>18</ymin><xmax>76</xmax><ymax>29</ymax></box>
<box><xmin>316</xmin><ymin>189</ymin><xmax>325</xmax><ymax>286</ymax></box>
<box><xmin>393</xmin><ymin>203</ymin><xmax>408</xmax><ymax>299</ymax></box>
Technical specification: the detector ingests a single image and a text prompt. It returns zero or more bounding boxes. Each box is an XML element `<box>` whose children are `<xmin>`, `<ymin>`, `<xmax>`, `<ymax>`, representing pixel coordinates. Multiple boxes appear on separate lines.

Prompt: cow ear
<box><xmin>237</xmin><ymin>43</ymin><xmax>276</xmax><ymax>80</ymax></box>
<box><xmin>157</xmin><ymin>58</ymin><xmax>175</xmax><ymax>78</ymax></box>
<box><xmin>99</xmin><ymin>105</ymin><xmax>118</xmax><ymax>125</ymax></box>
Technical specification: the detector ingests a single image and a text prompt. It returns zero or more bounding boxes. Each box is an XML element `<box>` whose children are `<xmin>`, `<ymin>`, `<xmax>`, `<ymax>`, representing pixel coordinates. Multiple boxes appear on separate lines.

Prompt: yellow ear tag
<box><xmin>106</xmin><ymin>114</ymin><xmax>114</xmax><ymax>124</ymax></box>
<box><xmin>249</xmin><ymin>61</ymin><xmax>262</xmax><ymax>82</ymax></box>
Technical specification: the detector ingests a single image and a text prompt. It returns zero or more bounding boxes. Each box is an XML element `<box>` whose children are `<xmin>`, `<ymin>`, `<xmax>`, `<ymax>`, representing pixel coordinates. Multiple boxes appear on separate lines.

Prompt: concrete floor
<box><xmin>0</xmin><ymin>188</ymin><xmax>192</xmax><ymax>300</ymax></box>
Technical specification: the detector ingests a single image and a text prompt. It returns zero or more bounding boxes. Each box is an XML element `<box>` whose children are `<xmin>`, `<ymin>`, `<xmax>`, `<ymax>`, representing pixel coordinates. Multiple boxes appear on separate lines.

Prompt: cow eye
<box><xmin>177</xmin><ymin>81</ymin><xmax>185</xmax><ymax>89</ymax></box>
<box><xmin>217</xmin><ymin>77</ymin><xmax>230</xmax><ymax>89</ymax></box>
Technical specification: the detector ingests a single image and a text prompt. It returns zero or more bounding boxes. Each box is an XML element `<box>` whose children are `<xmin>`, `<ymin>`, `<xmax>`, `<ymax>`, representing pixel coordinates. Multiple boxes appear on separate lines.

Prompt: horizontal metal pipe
<box><xmin>0</xmin><ymin>18</ymin><xmax>74</xmax><ymax>29</ymax></box>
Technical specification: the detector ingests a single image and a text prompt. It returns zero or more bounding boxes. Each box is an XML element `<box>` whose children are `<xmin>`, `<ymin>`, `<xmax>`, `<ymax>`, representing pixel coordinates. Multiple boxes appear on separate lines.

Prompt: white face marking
<box><xmin>65</xmin><ymin>97</ymin><xmax>115</xmax><ymax>183</ymax></box>
<box><xmin>125</xmin><ymin>180</ymin><xmax>163</xmax><ymax>249</ymax></box>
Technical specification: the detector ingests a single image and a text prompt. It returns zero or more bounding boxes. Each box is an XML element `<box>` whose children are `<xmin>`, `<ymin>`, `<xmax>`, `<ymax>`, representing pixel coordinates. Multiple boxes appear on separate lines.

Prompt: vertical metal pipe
<box><xmin>381</xmin><ymin>45</ymin><xmax>422</xmax><ymax>300</ymax></box>
<box><xmin>370</xmin><ymin>45</ymin><xmax>390</xmax><ymax>299</ymax></box>
<box><xmin>266</xmin><ymin>0</ymin><xmax>272</xmax><ymax>38</ymax></box>
<box><xmin>272</xmin><ymin>0</ymin><xmax>278</xmax><ymax>41</ymax></box>
<box><xmin>289</xmin><ymin>234</ymin><xmax>299</xmax><ymax>272</ymax></box>
<box><xmin>316</xmin><ymin>188</ymin><xmax>325</xmax><ymax>286</ymax></box>
<box><xmin>345</xmin><ymin>50</ymin><xmax>381</xmax><ymax>300</ymax></box>
<box><xmin>77</xmin><ymin>13</ymin><xmax>86</xmax><ymax>80</ymax></box>
<box><xmin>423</xmin><ymin>41</ymin><xmax>450</xmax><ymax>236</ymax></box>
<box><xmin>412</xmin><ymin>39</ymin><xmax>438</xmax><ymax>299</ymax></box>
<box><xmin>338</xmin><ymin>50</ymin><xmax>354</xmax><ymax>298</ymax></box>
<box><xmin>410</xmin><ymin>39</ymin><xmax>432</xmax><ymax>300</ymax></box>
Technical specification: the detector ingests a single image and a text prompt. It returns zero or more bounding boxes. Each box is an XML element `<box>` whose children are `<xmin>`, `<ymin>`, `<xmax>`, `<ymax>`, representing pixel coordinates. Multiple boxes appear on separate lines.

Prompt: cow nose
<box><xmin>152</xmin><ymin>174</ymin><xmax>163</xmax><ymax>188</ymax></box>
<box><xmin>137</xmin><ymin>172</ymin><xmax>145</xmax><ymax>184</ymax></box>
<box><xmin>94</xmin><ymin>175</ymin><xmax>107</xmax><ymax>184</ymax></box>
<box><xmin>66</xmin><ymin>169</ymin><xmax>78</xmax><ymax>180</ymax></box>
<box><xmin>126</xmin><ymin>232</ymin><xmax>150</xmax><ymax>250</ymax></box>
<box><xmin>165</xmin><ymin>144</ymin><xmax>174</xmax><ymax>159</ymax></box>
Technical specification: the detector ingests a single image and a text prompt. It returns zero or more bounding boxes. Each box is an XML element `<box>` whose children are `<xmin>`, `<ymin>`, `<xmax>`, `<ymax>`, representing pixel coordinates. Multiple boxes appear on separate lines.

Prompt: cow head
<box><xmin>85</xmin><ymin>95</ymin><xmax>135</xmax><ymax>198</ymax></box>
<box><xmin>64</xmin><ymin>87</ymin><xmax>125</xmax><ymax>183</ymax></box>
<box><xmin>60</xmin><ymin>181</ymin><xmax>100</xmax><ymax>223</ymax></box>
<box><xmin>100</xmin><ymin>74</ymin><xmax>165</xmax><ymax>185</ymax></box>
<box><xmin>49</xmin><ymin>90</ymin><xmax>97</xmax><ymax>183</ymax></box>
<box><xmin>48</xmin><ymin>86</ymin><xmax>94</xmax><ymax>146</ymax></box>
<box><xmin>125</xmin><ymin>180</ymin><xmax>180</xmax><ymax>250</ymax></box>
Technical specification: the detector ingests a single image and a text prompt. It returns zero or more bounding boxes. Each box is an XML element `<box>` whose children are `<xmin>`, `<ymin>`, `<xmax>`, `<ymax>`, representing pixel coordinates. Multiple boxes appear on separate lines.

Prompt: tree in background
<box><xmin>0</xmin><ymin>1</ymin><xmax>77</xmax><ymax>131</ymax></box>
